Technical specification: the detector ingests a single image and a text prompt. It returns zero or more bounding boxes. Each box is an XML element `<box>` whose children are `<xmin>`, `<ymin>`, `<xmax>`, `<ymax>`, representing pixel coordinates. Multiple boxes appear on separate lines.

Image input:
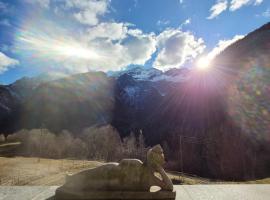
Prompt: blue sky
<box><xmin>0</xmin><ymin>0</ymin><xmax>269</xmax><ymax>84</ymax></box>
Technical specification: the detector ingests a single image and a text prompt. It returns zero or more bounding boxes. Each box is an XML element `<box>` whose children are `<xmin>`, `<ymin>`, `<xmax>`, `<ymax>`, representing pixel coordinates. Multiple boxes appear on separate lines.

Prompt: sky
<box><xmin>0</xmin><ymin>0</ymin><xmax>269</xmax><ymax>84</ymax></box>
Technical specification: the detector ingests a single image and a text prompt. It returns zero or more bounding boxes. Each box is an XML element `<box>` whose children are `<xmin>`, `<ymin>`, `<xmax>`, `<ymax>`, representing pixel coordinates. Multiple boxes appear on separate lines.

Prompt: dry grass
<box><xmin>1</xmin><ymin>156</ymin><xmax>269</xmax><ymax>186</ymax></box>
<box><xmin>0</xmin><ymin>156</ymin><xmax>213</xmax><ymax>186</ymax></box>
<box><xmin>245</xmin><ymin>178</ymin><xmax>270</xmax><ymax>184</ymax></box>
<box><xmin>167</xmin><ymin>171</ymin><xmax>270</xmax><ymax>185</ymax></box>
<box><xmin>0</xmin><ymin>140</ymin><xmax>269</xmax><ymax>186</ymax></box>
<box><xmin>168</xmin><ymin>172</ymin><xmax>212</xmax><ymax>185</ymax></box>
<box><xmin>0</xmin><ymin>156</ymin><xmax>103</xmax><ymax>186</ymax></box>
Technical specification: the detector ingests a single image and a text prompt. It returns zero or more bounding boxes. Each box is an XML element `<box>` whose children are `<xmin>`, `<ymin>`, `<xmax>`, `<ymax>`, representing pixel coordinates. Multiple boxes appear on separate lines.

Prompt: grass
<box><xmin>168</xmin><ymin>172</ymin><xmax>212</xmax><ymax>185</ymax></box>
<box><xmin>1</xmin><ymin>156</ymin><xmax>269</xmax><ymax>186</ymax></box>
<box><xmin>0</xmin><ymin>141</ymin><xmax>269</xmax><ymax>185</ymax></box>
<box><xmin>0</xmin><ymin>156</ymin><xmax>102</xmax><ymax>186</ymax></box>
<box><xmin>245</xmin><ymin>178</ymin><xmax>270</xmax><ymax>184</ymax></box>
<box><xmin>167</xmin><ymin>172</ymin><xmax>270</xmax><ymax>185</ymax></box>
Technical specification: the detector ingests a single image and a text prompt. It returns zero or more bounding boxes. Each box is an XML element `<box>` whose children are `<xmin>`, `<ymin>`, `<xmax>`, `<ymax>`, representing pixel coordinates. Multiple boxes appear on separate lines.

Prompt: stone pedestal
<box><xmin>55</xmin><ymin>187</ymin><xmax>176</xmax><ymax>200</ymax></box>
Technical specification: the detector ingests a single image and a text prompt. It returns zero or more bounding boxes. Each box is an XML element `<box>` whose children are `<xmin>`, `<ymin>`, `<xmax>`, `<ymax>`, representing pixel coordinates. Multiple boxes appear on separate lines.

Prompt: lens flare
<box><xmin>225</xmin><ymin>56</ymin><xmax>270</xmax><ymax>142</ymax></box>
<box><xmin>17</xmin><ymin>30</ymin><xmax>99</xmax><ymax>60</ymax></box>
<box><xmin>196</xmin><ymin>56</ymin><xmax>211</xmax><ymax>70</ymax></box>
<box><xmin>13</xmin><ymin>17</ymin><xmax>103</xmax><ymax>71</ymax></box>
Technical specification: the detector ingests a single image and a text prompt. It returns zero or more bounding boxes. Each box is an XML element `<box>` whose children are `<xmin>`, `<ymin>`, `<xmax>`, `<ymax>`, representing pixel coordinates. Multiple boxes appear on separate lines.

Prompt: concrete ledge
<box><xmin>55</xmin><ymin>187</ymin><xmax>176</xmax><ymax>200</ymax></box>
<box><xmin>1</xmin><ymin>185</ymin><xmax>270</xmax><ymax>200</ymax></box>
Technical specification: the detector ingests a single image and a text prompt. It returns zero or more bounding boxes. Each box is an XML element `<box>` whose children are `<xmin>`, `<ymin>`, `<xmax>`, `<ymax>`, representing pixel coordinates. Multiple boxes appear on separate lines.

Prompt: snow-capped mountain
<box><xmin>110</xmin><ymin>66</ymin><xmax>190</xmax><ymax>83</ymax></box>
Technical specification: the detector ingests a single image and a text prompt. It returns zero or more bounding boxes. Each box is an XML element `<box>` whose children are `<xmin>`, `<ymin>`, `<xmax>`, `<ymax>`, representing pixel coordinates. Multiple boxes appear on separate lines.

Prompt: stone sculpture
<box><xmin>55</xmin><ymin>145</ymin><xmax>176</xmax><ymax>200</ymax></box>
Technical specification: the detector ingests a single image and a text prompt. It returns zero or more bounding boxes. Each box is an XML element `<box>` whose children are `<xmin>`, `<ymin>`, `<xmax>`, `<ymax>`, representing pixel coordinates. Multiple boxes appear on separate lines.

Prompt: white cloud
<box><xmin>64</xmin><ymin>0</ymin><xmax>109</xmax><ymax>25</ymax></box>
<box><xmin>86</xmin><ymin>22</ymin><xmax>128</xmax><ymax>41</ymax></box>
<box><xmin>208</xmin><ymin>0</ymin><xmax>264</xmax><ymax>18</ymax></box>
<box><xmin>0</xmin><ymin>52</ymin><xmax>19</xmax><ymax>74</ymax></box>
<box><xmin>80</xmin><ymin>25</ymin><xmax>156</xmax><ymax>72</ymax></box>
<box><xmin>183</xmin><ymin>18</ymin><xmax>191</xmax><ymax>25</ymax></box>
<box><xmin>254</xmin><ymin>0</ymin><xmax>263</xmax><ymax>5</ymax></box>
<box><xmin>179</xmin><ymin>0</ymin><xmax>184</xmax><ymax>4</ymax></box>
<box><xmin>77</xmin><ymin>29</ymin><xmax>156</xmax><ymax>72</ymax></box>
<box><xmin>207</xmin><ymin>35</ymin><xmax>245</xmax><ymax>60</ymax></box>
<box><xmin>154</xmin><ymin>29</ymin><xmax>205</xmax><ymax>71</ymax></box>
<box><xmin>230</xmin><ymin>0</ymin><xmax>250</xmax><ymax>10</ymax></box>
<box><xmin>230</xmin><ymin>0</ymin><xmax>263</xmax><ymax>11</ymax></box>
<box><xmin>25</xmin><ymin>0</ymin><xmax>50</xmax><ymax>8</ymax></box>
<box><xmin>124</xmin><ymin>32</ymin><xmax>156</xmax><ymax>66</ymax></box>
<box><xmin>25</xmin><ymin>0</ymin><xmax>109</xmax><ymax>26</ymax></box>
<box><xmin>207</xmin><ymin>0</ymin><xmax>228</xmax><ymax>19</ymax></box>
<box><xmin>15</xmin><ymin>21</ymin><xmax>156</xmax><ymax>73</ymax></box>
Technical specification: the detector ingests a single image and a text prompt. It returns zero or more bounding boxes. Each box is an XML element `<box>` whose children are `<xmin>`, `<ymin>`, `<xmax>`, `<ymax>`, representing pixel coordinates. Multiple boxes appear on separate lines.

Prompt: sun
<box><xmin>196</xmin><ymin>56</ymin><xmax>211</xmax><ymax>70</ymax></box>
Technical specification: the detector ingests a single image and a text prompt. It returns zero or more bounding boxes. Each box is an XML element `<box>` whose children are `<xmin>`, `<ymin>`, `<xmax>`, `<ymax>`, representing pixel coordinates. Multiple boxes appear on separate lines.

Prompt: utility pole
<box><xmin>179</xmin><ymin>135</ymin><xmax>183</xmax><ymax>173</ymax></box>
<box><xmin>38</xmin><ymin>124</ymin><xmax>44</xmax><ymax>163</ymax></box>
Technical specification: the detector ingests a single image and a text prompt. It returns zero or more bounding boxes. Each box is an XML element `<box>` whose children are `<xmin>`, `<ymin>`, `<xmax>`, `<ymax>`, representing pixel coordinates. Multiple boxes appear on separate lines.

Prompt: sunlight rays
<box><xmin>13</xmin><ymin>18</ymin><xmax>102</xmax><ymax>74</ymax></box>
<box><xmin>16</xmin><ymin>29</ymin><xmax>99</xmax><ymax>61</ymax></box>
<box><xmin>196</xmin><ymin>56</ymin><xmax>212</xmax><ymax>71</ymax></box>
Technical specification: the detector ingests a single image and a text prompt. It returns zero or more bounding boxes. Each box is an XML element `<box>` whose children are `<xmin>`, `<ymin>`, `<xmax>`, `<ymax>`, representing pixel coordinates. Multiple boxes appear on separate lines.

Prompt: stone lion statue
<box><xmin>61</xmin><ymin>145</ymin><xmax>173</xmax><ymax>192</ymax></box>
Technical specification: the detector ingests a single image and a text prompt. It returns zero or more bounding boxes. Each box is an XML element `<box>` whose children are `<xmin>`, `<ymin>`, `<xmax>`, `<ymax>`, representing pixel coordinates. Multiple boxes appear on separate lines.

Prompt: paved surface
<box><xmin>0</xmin><ymin>185</ymin><xmax>270</xmax><ymax>200</ymax></box>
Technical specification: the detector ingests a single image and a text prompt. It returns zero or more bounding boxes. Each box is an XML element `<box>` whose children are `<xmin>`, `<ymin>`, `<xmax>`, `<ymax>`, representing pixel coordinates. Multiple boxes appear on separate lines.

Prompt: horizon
<box><xmin>0</xmin><ymin>0</ymin><xmax>269</xmax><ymax>84</ymax></box>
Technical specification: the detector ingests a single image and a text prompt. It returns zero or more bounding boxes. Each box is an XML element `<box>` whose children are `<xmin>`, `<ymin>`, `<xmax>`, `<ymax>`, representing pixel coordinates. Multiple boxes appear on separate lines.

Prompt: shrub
<box><xmin>8</xmin><ymin>126</ymin><xmax>148</xmax><ymax>162</ymax></box>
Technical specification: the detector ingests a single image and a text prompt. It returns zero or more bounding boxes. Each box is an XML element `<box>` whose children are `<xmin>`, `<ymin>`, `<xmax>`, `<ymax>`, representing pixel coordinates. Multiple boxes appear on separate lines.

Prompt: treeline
<box><xmin>8</xmin><ymin>125</ymin><xmax>149</xmax><ymax>162</ymax></box>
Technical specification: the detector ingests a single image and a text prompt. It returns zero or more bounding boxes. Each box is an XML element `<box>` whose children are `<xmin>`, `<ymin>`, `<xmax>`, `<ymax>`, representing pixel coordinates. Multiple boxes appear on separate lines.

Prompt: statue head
<box><xmin>146</xmin><ymin>144</ymin><xmax>165</xmax><ymax>170</ymax></box>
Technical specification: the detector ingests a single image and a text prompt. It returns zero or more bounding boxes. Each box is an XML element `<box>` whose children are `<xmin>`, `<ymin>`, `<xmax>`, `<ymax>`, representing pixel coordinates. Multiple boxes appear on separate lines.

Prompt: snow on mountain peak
<box><xmin>109</xmin><ymin>67</ymin><xmax>190</xmax><ymax>83</ymax></box>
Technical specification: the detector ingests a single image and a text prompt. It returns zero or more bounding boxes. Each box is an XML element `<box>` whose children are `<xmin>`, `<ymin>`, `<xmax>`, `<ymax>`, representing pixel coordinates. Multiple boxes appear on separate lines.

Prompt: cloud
<box><xmin>154</xmin><ymin>29</ymin><xmax>205</xmax><ymax>71</ymax></box>
<box><xmin>24</xmin><ymin>0</ymin><xmax>109</xmax><ymax>26</ymax></box>
<box><xmin>25</xmin><ymin>0</ymin><xmax>50</xmax><ymax>8</ymax></box>
<box><xmin>182</xmin><ymin>18</ymin><xmax>191</xmax><ymax>26</ymax></box>
<box><xmin>207</xmin><ymin>0</ymin><xmax>228</xmax><ymax>19</ymax></box>
<box><xmin>86</xmin><ymin>27</ymin><xmax>155</xmax><ymax>71</ymax></box>
<box><xmin>77</xmin><ymin>28</ymin><xmax>156</xmax><ymax>72</ymax></box>
<box><xmin>124</xmin><ymin>31</ymin><xmax>156</xmax><ymax>66</ymax></box>
<box><xmin>230</xmin><ymin>0</ymin><xmax>263</xmax><ymax>11</ymax></box>
<box><xmin>15</xmin><ymin>21</ymin><xmax>156</xmax><ymax>73</ymax></box>
<box><xmin>254</xmin><ymin>0</ymin><xmax>263</xmax><ymax>5</ymax></box>
<box><xmin>86</xmin><ymin>22</ymin><xmax>128</xmax><ymax>41</ymax></box>
<box><xmin>206</xmin><ymin>35</ymin><xmax>245</xmax><ymax>60</ymax></box>
<box><xmin>64</xmin><ymin>0</ymin><xmax>109</xmax><ymax>26</ymax></box>
<box><xmin>179</xmin><ymin>0</ymin><xmax>184</xmax><ymax>4</ymax></box>
<box><xmin>208</xmin><ymin>0</ymin><xmax>264</xmax><ymax>18</ymax></box>
<box><xmin>0</xmin><ymin>52</ymin><xmax>19</xmax><ymax>74</ymax></box>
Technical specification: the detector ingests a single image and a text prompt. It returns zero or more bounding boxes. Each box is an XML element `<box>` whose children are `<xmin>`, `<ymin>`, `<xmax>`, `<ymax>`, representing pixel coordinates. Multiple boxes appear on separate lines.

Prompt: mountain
<box><xmin>21</xmin><ymin>72</ymin><xmax>115</xmax><ymax>133</ymax></box>
<box><xmin>0</xmin><ymin>22</ymin><xmax>269</xmax><ymax>180</ymax></box>
<box><xmin>0</xmin><ymin>85</ymin><xmax>20</xmax><ymax>137</ymax></box>
<box><xmin>110</xmin><ymin>66</ymin><xmax>190</xmax><ymax>82</ymax></box>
